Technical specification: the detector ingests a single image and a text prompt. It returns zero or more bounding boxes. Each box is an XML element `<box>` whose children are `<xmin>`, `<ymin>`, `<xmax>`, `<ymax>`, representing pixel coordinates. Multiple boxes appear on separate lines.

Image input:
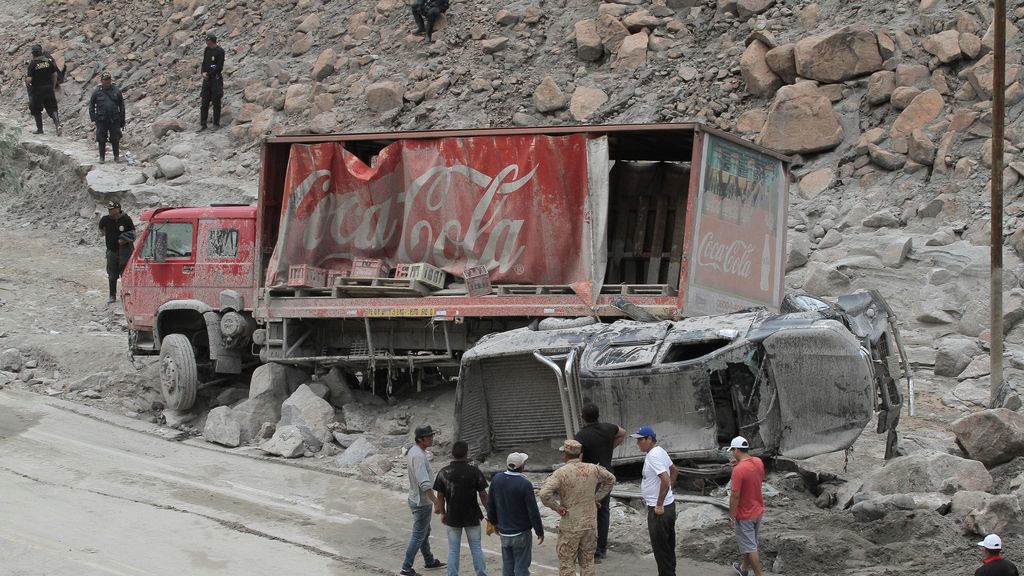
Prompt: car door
<box><xmin>121</xmin><ymin>219</ymin><xmax>198</xmax><ymax>330</ymax></box>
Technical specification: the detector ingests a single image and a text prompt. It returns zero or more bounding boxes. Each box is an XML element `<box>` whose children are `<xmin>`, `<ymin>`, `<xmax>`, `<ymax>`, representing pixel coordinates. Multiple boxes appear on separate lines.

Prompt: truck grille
<box><xmin>480</xmin><ymin>355</ymin><xmax>566</xmax><ymax>451</ymax></box>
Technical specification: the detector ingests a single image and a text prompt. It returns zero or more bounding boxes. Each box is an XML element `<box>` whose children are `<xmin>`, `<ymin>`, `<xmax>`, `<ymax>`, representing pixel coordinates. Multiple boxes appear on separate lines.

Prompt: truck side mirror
<box><xmin>154</xmin><ymin>231</ymin><xmax>168</xmax><ymax>263</ymax></box>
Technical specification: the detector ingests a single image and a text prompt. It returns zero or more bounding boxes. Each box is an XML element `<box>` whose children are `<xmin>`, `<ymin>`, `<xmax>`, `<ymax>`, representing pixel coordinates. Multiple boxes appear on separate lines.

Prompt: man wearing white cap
<box><xmin>727</xmin><ymin>436</ymin><xmax>764</xmax><ymax>576</ymax></box>
<box><xmin>486</xmin><ymin>452</ymin><xmax>545</xmax><ymax>576</ymax></box>
<box><xmin>977</xmin><ymin>534</ymin><xmax>1019</xmax><ymax>576</ymax></box>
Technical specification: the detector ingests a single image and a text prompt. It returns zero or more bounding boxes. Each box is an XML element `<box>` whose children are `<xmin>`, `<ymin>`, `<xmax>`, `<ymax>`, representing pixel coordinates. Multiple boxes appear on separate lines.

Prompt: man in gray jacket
<box><xmin>402</xmin><ymin>424</ymin><xmax>446</xmax><ymax>576</ymax></box>
<box><xmin>89</xmin><ymin>72</ymin><xmax>125</xmax><ymax>163</ymax></box>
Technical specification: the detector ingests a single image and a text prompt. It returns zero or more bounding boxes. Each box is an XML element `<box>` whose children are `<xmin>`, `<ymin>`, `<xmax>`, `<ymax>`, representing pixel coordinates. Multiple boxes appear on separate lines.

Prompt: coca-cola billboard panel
<box><xmin>265</xmin><ymin>135</ymin><xmax>608</xmax><ymax>295</ymax></box>
<box><xmin>684</xmin><ymin>134</ymin><xmax>787</xmax><ymax>316</ymax></box>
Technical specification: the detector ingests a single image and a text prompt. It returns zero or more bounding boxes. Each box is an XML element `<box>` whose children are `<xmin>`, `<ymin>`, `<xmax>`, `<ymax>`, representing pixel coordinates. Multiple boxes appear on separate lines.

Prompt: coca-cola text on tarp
<box><xmin>265</xmin><ymin>135</ymin><xmax>608</xmax><ymax>295</ymax></box>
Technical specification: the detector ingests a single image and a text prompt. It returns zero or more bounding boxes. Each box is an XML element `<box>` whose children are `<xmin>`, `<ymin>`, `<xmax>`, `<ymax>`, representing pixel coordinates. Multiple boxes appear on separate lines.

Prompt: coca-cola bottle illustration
<box><xmin>759</xmin><ymin>233</ymin><xmax>771</xmax><ymax>292</ymax></box>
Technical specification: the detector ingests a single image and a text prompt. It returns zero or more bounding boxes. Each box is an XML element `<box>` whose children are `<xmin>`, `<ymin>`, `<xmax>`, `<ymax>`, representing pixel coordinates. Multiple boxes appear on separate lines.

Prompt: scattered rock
<box><xmin>764</xmin><ymin>43</ymin><xmax>797</xmax><ymax>85</ymax></box>
<box><xmin>922</xmin><ymin>30</ymin><xmax>962</xmax><ymax>64</ymax></box>
<box><xmin>758</xmin><ymin>82</ymin><xmax>844</xmax><ymax>155</ymax></box>
<box><xmin>613</xmin><ymin>31</ymin><xmax>648</xmax><ymax>72</ymax></box>
<box><xmin>861</xmin><ymin>451</ymin><xmax>994</xmax><ymax>494</ymax></box>
<box><xmin>151</xmin><ymin>117</ymin><xmax>185</xmax><ymax>139</ymax></box>
<box><xmin>935</xmin><ymin>337</ymin><xmax>983</xmax><ymax>377</ymax></box>
<box><xmin>569</xmin><ymin>86</ymin><xmax>608</xmax><ymax>121</ymax></box>
<box><xmin>312</xmin><ymin>49</ymin><xmax>337</xmax><ymax>82</ymax></box>
<box><xmin>155</xmin><ymin>155</ymin><xmax>186</xmax><ymax>179</ymax></box>
<box><xmin>335</xmin><ymin>436</ymin><xmax>380</xmax><ymax>468</ymax></box>
<box><xmin>358</xmin><ymin>453</ymin><xmax>394</xmax><ymax>476</ymax></box>
<box><xmin>481</xmin><ymin>37</ymin><xmax>509</xmax><ymax>54</ymax></box>
<box><xmin>881</xmin><ymin>237</ymin><xmax>912</xmax><ymax>268</ymax></box>
<box><xmin>740</xmin><ymin>39</ymin><xmax>783</xmax><ymax>98</ymax></box>
<box><xmin>868</xmin><ymin>144</ymin><xmax>907</xmax><ymax>171</ymax></box>
<box><xmin>0</xmin><ymin>348</ymin><xmax>23</xmax><ymax>372</ymax></box>
<box><xmin>793</xmin><ymin>25</ymin><xmax>883</xmax><ymax>83</ymax></box>
<box><xmin>279</xmin><ymin>384</ymin><xmax>336</xmax><ymax>450</ymax></box>
<box><xmin>891</xmin><ymin>89</ymin><xmax>944</xmax><ymax>139</ymax></box>
<box><xmin>964</xmin><ymin>495</ymin><xmax>1024</xmax><ymax>537</ymax></box>
<box><xmin>866</xmin><ymin>71</ymin><xmax>896</xmax><ymax>105</ymax></box>
<box><xmin>203</xmin><ymin>406</ymin><xmax>242</xmax><ymax>447</ymax></box>
<box><xmin>364</xmin><ymin>81</ymin><xmax>405</xmax><ymax>112</ymax></box>
<box><xmin>260</xmin><ymin>425</ymin><xmax>307</xmax><ymax>458</ymax></box>
<box><xmin>533</xmin><ymin>77</ymin><xmax>568</xmax><ymax>113</ymax></box>
<box><xmin>862</xmin><ymin>210</ymin><xmax>901</xmax><ymax>228</ymax></box>
<box><xmin>574</xmin><ymin>19</ymin><xmax>603</xmax><ymax>62</ymax></box>
<box><xmin>952</xmin><ymin>409</ymin><xmax>1024</xmax><ymax>467</ymax></box>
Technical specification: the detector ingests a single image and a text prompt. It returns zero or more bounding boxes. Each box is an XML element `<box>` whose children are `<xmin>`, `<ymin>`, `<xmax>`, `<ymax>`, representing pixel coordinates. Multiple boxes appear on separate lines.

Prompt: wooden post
<box><xmin>990</xmin><ymin>0</ymin><xmax>1007</xmax><ymax>408</ymax></box>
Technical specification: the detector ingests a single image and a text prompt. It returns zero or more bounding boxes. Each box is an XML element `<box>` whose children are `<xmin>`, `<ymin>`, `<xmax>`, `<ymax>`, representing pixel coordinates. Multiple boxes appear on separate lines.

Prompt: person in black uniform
<box><xmin>977</xmin><ymin>534</ymin><xmax>1020</xmax><ymax>576</ymax></box>
<box><xmin>412</xmin><ymin>0</ymin><xmax>449</xmax><ymax>42</ymax></box>
<box><xmin>24</xmin><ymin>44</ymin><xmax>61</xmax><ymax>135</ymax></box>
<box><xmin>89</xmin><ymin>72</ymin><xmax>126</xmax><ymax>164</ymax></box>
<box><xmin>574</xmin><ymin>403</ymin><xmax>626</xmax><ymax>563</ymax></box>
<box><xmin>199</xmin><ymin>32</ymin><xmax>225</xmax><ymax>131</ymax></box>
<box><xmin>98</xmin><ymin>201</ymin><xmax>135</xmax><ymax>304</ymax></box>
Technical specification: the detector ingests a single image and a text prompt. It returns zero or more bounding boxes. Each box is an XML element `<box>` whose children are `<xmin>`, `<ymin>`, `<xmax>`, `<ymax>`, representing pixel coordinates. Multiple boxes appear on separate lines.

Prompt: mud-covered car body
<box><xmin>455</xmin><ymin>290</ymin><xmax>909</xmax><ymax>467</ymax></box>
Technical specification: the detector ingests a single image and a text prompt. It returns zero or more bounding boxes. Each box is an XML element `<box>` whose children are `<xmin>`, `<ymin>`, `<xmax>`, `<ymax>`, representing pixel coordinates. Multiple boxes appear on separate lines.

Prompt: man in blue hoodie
<box><xmin>486</xmin><ymin>452</ymin><xmax>544</xmax><ymax>576</ymax></box>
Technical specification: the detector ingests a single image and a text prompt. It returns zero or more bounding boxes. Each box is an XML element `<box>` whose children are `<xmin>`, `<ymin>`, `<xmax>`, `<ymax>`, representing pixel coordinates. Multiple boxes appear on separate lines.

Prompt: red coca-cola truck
<box><xmin>121</xmin><ymin>123</ymin><xmax>796</xmax><ymax>412</ymax></box>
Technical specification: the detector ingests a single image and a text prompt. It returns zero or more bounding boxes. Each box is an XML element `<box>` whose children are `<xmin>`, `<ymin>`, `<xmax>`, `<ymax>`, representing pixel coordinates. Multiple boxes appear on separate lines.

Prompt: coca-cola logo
<box><xmin>292</xmin><ymin>162</ymin><xmax>537</xmax><ymax>273</ymax></box>
<box><xmin>696</xmin><ymin>232</ymin><xmax>753</xmax><ymax>278</ymax></box>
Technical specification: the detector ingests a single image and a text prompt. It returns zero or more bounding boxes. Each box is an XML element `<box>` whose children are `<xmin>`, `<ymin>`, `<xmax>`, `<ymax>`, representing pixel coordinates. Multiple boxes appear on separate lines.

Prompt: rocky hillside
<box><xmin>2</xmin><ymin>0</ymin><xmax>1024</xmax><ymax>388</ymax></box>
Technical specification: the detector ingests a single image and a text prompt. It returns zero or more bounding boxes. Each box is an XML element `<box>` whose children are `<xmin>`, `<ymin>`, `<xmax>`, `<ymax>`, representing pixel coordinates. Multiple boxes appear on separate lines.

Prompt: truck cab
<box><xmin>121</xmin><ymin>205</ymin><xmax>258</xmax><ymax>410</ymax></box>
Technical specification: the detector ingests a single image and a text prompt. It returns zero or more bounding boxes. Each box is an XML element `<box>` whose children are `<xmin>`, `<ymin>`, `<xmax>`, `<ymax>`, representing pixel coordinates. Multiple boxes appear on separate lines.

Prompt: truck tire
<box><xmin>159</xmin><ymin>333</ymin><xmax>198</xmax><ymax>410</ymax></box>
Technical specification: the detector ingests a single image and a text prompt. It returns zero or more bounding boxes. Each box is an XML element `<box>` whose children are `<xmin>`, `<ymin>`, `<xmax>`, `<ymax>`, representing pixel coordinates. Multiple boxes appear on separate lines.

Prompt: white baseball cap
<box><xmin>729</xmin><ymin>436</ymin><xmax>750</xmax><ymax>450</ymax></box>
<box><xmin>979</xmin><ymin>534</ymin><xmax>1003</xmax><ymax>550</ymax></box>
<box><xmin>507</xmin><ymin>452</ymin><xmax>528</xmax><ymax>471</ymax></box>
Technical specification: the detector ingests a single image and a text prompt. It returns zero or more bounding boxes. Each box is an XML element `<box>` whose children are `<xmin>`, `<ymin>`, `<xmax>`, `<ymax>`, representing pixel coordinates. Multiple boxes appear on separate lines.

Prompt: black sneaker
<box><xmin>33</xmin><ymin>129</ymin><xmax>43</xmax><ymax>134</ymax></box>
<box><xmin>733</xmin><ymin>562</ymin><xmax>750</xmax><ymax>576</ymax></box>
<box><xmin>198</xmin><ymin>125</ymin><xmax>207</xmax><ymax>132</ymax></box>
<box><xmin>399</xmin><ymin>569</ymin><xmax>421</xmax><ymax>576</ymax></box>
<box><xmin>423</xmin><ymin>559</ymin><xmax>445</xmax><ymax>569</ymax></box>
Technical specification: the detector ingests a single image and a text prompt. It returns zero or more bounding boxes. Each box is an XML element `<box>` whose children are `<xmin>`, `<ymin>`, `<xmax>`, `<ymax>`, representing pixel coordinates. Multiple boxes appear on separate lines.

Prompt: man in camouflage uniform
<box><xmin>539</xmin><ymin>440</ymin><xmax>615</xmax><ymax>576</ymax></box>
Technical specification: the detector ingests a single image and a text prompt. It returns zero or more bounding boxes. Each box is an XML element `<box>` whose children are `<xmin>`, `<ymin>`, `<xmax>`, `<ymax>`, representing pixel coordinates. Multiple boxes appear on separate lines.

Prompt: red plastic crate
<box><xmin>463</xmin><ymin>265</ymin><xmax>492</xmax><ymax>297</ymax></box>
<box><xmin>351</xmin><ymin>258</ymin><xmax>391</xmax><ymax>279</ymax></box>
<box><xmin>288</xmin><ymin>265</ymin><xmax>327</xmax><ymax>288</ymax></box>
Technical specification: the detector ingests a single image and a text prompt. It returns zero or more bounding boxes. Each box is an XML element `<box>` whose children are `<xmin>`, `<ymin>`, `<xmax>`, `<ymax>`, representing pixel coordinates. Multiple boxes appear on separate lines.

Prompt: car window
<box><xmin>139</xmin><ymin>222</ymin><xmax>194</xmax><ymax>259</ymax></box>
<box><xmin>207</xmin><ymin>228</ymin><xmax>239</xmax><ymax>259</ymax></box>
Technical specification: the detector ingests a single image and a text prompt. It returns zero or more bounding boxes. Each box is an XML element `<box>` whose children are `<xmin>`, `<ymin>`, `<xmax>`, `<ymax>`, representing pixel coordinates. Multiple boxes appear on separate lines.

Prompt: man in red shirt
<box><xmin>976</xmin><ymin>534</ymin><xmax>1020</xmax><ymax>576</ymax></box>
<box><xmin>727</xmin><ymin>436</ymin><xmax>764</xmax><ymax>576</ymax></box>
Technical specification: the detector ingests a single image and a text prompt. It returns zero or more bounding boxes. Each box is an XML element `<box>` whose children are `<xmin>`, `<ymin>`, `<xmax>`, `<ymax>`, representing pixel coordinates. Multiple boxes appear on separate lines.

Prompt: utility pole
<box><xmin>990</xmin><ymin>0</ymin><xmax>1007</xmax><ymax>408</ymax></box>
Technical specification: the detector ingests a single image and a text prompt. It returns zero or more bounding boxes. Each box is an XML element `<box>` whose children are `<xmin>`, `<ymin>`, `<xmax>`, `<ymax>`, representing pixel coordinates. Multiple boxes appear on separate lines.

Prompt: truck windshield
<box><xmin>140</xmin><ymin>222</ymin><xmax>194</xmax><ymax>259</ymax></box>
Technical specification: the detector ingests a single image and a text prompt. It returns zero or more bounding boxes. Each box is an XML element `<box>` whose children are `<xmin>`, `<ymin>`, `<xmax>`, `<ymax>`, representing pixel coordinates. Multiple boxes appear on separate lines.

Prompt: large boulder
<box><xmin>891</xmin><ymin>89</ymin><xmax>944</xmax><ymax>139</ymax></box>
<box><xmin>321</xmin><ymin>367</ymin><xmax>357</xmax><ymax>408</ymax></box>
<box><xmin>575</xmin><ymin>19</ymin><xmax>603</xmax><ymax>62</ymax></box>
<box><xmin>861</xmin><ymin>451</ymin><xmax>994</xmax><ymax>494</ymax></box>
<box><xmin>923</xmin><ymin>30</ymin><xmax>963</xmax><ymax>64</ymax></box>
<box><xmin>934</xmin><ymin>337</ymin><xmax>983</xmax><ymax>377</ymax></box>
<box><xmin>740</xmin><ymin>39</ymin><xmax>783</xmax><ymax>98</ymax></box>
<box><xmin>764</xmin><ymin>43</ymin><xmax>797</xmax><ymax>85</ymax></box>
<box><xmin>570</xmin><ymin>87</ymin><xmax>608</xmax><ymax>121</ymax></box>
<box><xmin>364</xmin><ymin>81</ymin><xmax>405</xmax><ymax>112</ymax></box>
<box><xmin>794</xmin><ymin>25</ymin><xmax>883</xmax><ymax>83</ymax></box>
<box><xmin>312</xmin><ymin>49</ymin><xmax>337</xmax><ymax>81</ymax></box>
<box><xmin>533</xmin><ymin>77</ymin><xmax>568</xmax><ymax>113</ymax></box>
<box><xmin>203</xmin><ymin>406</ymin><xmax>242</xmax><ymax>447</ymax></box>
<box><xmin>952</xmin><ymin>409</ymin><xmax>1024</xmax><ymax>467</ymax></box>
<box><xmin>866</xmin><ymin>71</ymin><xmax>896</xmax><ymax>105</ymax></box>
<box><xmin>0</xmin><ymin>348</ymin><xmax>23</xmax><ymax>372</ymax></box>
<box><xmin>736</xmin><ymin>0</ymin><xmax>775</xmax><ymax>18</ymax></box>
<box><xmin>279</xmin><ymin>384</ymin><xmax>336</xmax><ymax>450</ymax></box>
<box><xmin>152</xmin><ymin>117</ymin><xmax>185</xmax><ymax>139</ymax></box>
<box><xmin>613</xmin><ymin>31</ymin><xmax>648</xmax><ymax>72</ymax></box>
<box><xmin>335</xmin><ymin>436</ymin><xmax>380</xmax><ymax>468</ymax></box>
<box><xmin>964</xmin><ymin>495</ymin><xmax>1024</xmax><ymax>536</ymax></box>
<box><xmin>155</xmin><ymin>155</ymin><xmax>185</xmax><ymax>180</ymax></box>
<box><xmin>596</xmin><ymin>14</ymin><xmax>629</xmax><ymax>53</ymax></box>
<box><xmin>758</xmin><ymin>82</ymin><xmax>844</xmax><ymax>155</ymax></box>
<box><xmin>234</xmin><ymin>364</ymin><xmax>308</xmax><ymax>443</ymax></box>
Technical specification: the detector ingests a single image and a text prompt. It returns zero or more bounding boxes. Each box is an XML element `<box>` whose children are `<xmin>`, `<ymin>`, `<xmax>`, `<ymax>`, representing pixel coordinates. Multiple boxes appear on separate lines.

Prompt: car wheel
<box><xmin>159</xmin><ymin>333</ymin><xmax>198</xmax><ymax>410</ymax></box>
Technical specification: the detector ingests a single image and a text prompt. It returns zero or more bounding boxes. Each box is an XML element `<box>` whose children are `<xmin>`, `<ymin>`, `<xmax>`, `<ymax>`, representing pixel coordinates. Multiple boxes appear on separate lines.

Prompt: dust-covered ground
<box><xmin>0</xmin><ymin>116</ymin><xmax>1015</xmax><ymax>576</ymax></box>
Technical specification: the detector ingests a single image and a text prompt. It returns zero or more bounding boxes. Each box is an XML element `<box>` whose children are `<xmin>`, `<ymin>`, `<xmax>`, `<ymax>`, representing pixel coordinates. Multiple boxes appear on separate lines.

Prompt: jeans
<box><xmin>403</xmin><ymin>502</ymin><xmax>438</xmax><ymax>571</ymax></box>
<box><xmin>499</xmin><ymin>532</ymin><xmax>532</xmax><ymax>576</ymax></box>
<box><xmin>447</xmin><ymin>525</ymin><xmax>487</xmax><ymax>576</ymax></box>
<box><xmin>647</xmin><ymin>502</ymin><xmax>676</xmax><ymax>576</ymax></box>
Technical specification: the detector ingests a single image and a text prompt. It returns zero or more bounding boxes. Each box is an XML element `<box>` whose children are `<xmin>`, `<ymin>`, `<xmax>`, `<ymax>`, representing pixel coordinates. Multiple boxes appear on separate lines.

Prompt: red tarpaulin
<box><xmin>266</xmin><ymin>135</ymin><xmax>606</xmax><ymax>295</ymax></box>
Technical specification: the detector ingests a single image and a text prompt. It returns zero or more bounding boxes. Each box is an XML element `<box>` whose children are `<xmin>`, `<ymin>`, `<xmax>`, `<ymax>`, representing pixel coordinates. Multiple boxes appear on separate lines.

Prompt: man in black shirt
<box><xmin>98</xmin><ymin>201</ymin><xmax>135</xmax><ymax>304</ymax></box>
<box><xmin>977</xmin><ymin>534</ymin><xmax>1020</xmax><ymax>576</ymax></box>
<box><xmin>199</xmin><ymin>32</ymin><xmax>225</xmax><ymax>131</ymax></box>
<box><xmin>433</xmin><ymin>441</ymin><xmax>489</xmax><ymax>576</ymax></box>
<box><xmin>24</xmin><ymin>44</ymin><xmax>61</xmax><ymax>135</ymax></box>
<box><xmin>574</xmin><ymin>403</ymin><xmax>626</xmax><ymax>562</ymax></box>
<box><xmin>89</xmin><ymin>72</ymin><xmax>126</xmax><ymax>163</ymax></box>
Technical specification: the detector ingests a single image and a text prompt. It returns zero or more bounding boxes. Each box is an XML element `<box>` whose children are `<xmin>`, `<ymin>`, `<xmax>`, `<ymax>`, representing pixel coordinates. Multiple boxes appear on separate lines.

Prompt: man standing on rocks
<box><xmin>433</xmin><ymin>440</ymin><xmax>489</xmax><ymax>576</ymax></box>
<box><xmin>976</xmin><ymin>534</ymin><xmax>1019</xmax><ymax>576</ymax></box>
<box><xmin>539</xmin><ymin>439</ymin><xmax>615</xmax><ymax>576</ymax></box>
<box><xmin>199</xmin><ymin>32</ymin><xmax>225</xmax><ymax>131</ymax></box>
<box><xmin>632</xmin><ymin>425</ymin><xmax>677</xmax><ymax>576</ymax></box>
<box><xmin>402</xmin><ymin>424</ymin><xmax>446</xmax><ymax>576</ymax></box>
<box><xmin>24</xmin><ymin>44</ymin><xmax>61</xmax><ymax>135</ymax></box>
<box><xmin>486</xmin><ymin>452</ymin><xmax>544</xmax><ymax>576</ymax></box>
<box><xmin>411</xmin><ymin>0</ymin><xmax>448</xmax><ymax>43</ymax></box>
<box><xmin>574</xmin><ymin>403</ymin><xmax>625</xmax><ymax>562</ymax></box>
<box><xmin>89</xmin><ymin>72</ymin><xmax>126</xmax><ymax>164</ymax></box>
<box><xmin>728</xmin><ymin>436</ymin><xmax>764</xmax><ymax>576</ymax></box>
<box><xmin>98</xmin><ymin>201</ymin><xmax>134</xmax><ymax>304</ymax></box>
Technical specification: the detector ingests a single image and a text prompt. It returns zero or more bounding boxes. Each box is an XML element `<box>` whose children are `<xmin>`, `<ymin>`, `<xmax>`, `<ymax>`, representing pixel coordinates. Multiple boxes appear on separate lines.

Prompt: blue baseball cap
<box><xmin>630</xmin><ymin>425</ymin><xmax>656</xmax><ymax>440</ymax></box>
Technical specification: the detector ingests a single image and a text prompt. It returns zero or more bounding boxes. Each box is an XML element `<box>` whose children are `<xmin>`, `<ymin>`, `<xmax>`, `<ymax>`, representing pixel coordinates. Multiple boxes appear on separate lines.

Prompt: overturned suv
<box><xmin>455</xmin><ymin>290</ymin><xmax>910</xmax><ymax>471</ymax></box>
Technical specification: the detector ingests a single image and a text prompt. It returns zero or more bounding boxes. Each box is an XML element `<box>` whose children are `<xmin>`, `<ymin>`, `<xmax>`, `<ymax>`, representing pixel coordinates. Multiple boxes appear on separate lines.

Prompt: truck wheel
<box><xmin>159</xmin><ymin>333</ymin><xmax>198</xmax><ymax>410</ymax></box>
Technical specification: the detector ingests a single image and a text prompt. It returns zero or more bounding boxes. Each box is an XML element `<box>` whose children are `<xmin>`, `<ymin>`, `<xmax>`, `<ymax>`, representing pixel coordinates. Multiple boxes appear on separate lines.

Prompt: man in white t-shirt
<box><xmin>631</xmin><ymin>425</ymin><xmax>678</xmax><ymax>576</ymax></box>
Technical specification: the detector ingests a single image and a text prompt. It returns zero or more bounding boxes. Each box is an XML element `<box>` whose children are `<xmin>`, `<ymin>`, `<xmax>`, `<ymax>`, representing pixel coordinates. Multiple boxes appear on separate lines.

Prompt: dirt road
<box><xmin>0</xmin><ymin>388</ymin><xmax>743</xmax><ymax>575</ymax></box>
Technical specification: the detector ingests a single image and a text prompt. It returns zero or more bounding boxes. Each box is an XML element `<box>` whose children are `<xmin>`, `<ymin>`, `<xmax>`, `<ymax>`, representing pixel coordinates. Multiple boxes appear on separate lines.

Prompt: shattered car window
<box><xmin>594</xmin><ymin>343</ymin><xmax>661</xmax><ymax>369</ymax></box>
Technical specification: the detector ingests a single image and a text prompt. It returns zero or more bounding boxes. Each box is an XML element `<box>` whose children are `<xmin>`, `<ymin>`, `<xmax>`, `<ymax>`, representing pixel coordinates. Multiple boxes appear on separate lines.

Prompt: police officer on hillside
<box><xmin>89</xmin><ymin>72</ymin><xmax>126</xmax><ymax>164</ymax></box>
<box><xmin>24</xmin><ymin>44</ymin><xmax>61</xmax><ymax>135</ymax></box>
<box><xmin>411</xmin><ymin>0</ymin><xmax>449</xmax><ymax>43</ymax></box>
<box><xmin>199</xmin><ymin>32</ymin><xmax>225</xmax><ymax>131</ymax></box>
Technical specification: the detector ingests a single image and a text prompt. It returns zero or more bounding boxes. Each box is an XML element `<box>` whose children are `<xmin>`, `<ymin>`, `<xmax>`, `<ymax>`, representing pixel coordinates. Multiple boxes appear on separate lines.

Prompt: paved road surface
<box><xmin>0</xmin><ymin>389</ymin><xmax>738</xmax><ymax>575</ymax></box>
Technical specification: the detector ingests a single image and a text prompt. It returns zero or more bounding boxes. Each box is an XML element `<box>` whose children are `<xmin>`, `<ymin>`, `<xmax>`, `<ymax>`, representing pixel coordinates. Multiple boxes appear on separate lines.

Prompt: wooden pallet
<box><xmin>493</xmin><ymin>285</ymin><xmax>576</xmax><ymax>295</ymax></box>
<box><xmin>266</xmin><ymin>286</ymin><xmax>334</xmax><ymax>298</ymax></box>
<box><xmin>332</xmin><ymin>277</ymin><xmax>431</xmax><ymax>297</ymax></box>
<box><xmin>600</xmin><ymin>284</ymin><xmax>677</xmax><ymax>296</ymax></box>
